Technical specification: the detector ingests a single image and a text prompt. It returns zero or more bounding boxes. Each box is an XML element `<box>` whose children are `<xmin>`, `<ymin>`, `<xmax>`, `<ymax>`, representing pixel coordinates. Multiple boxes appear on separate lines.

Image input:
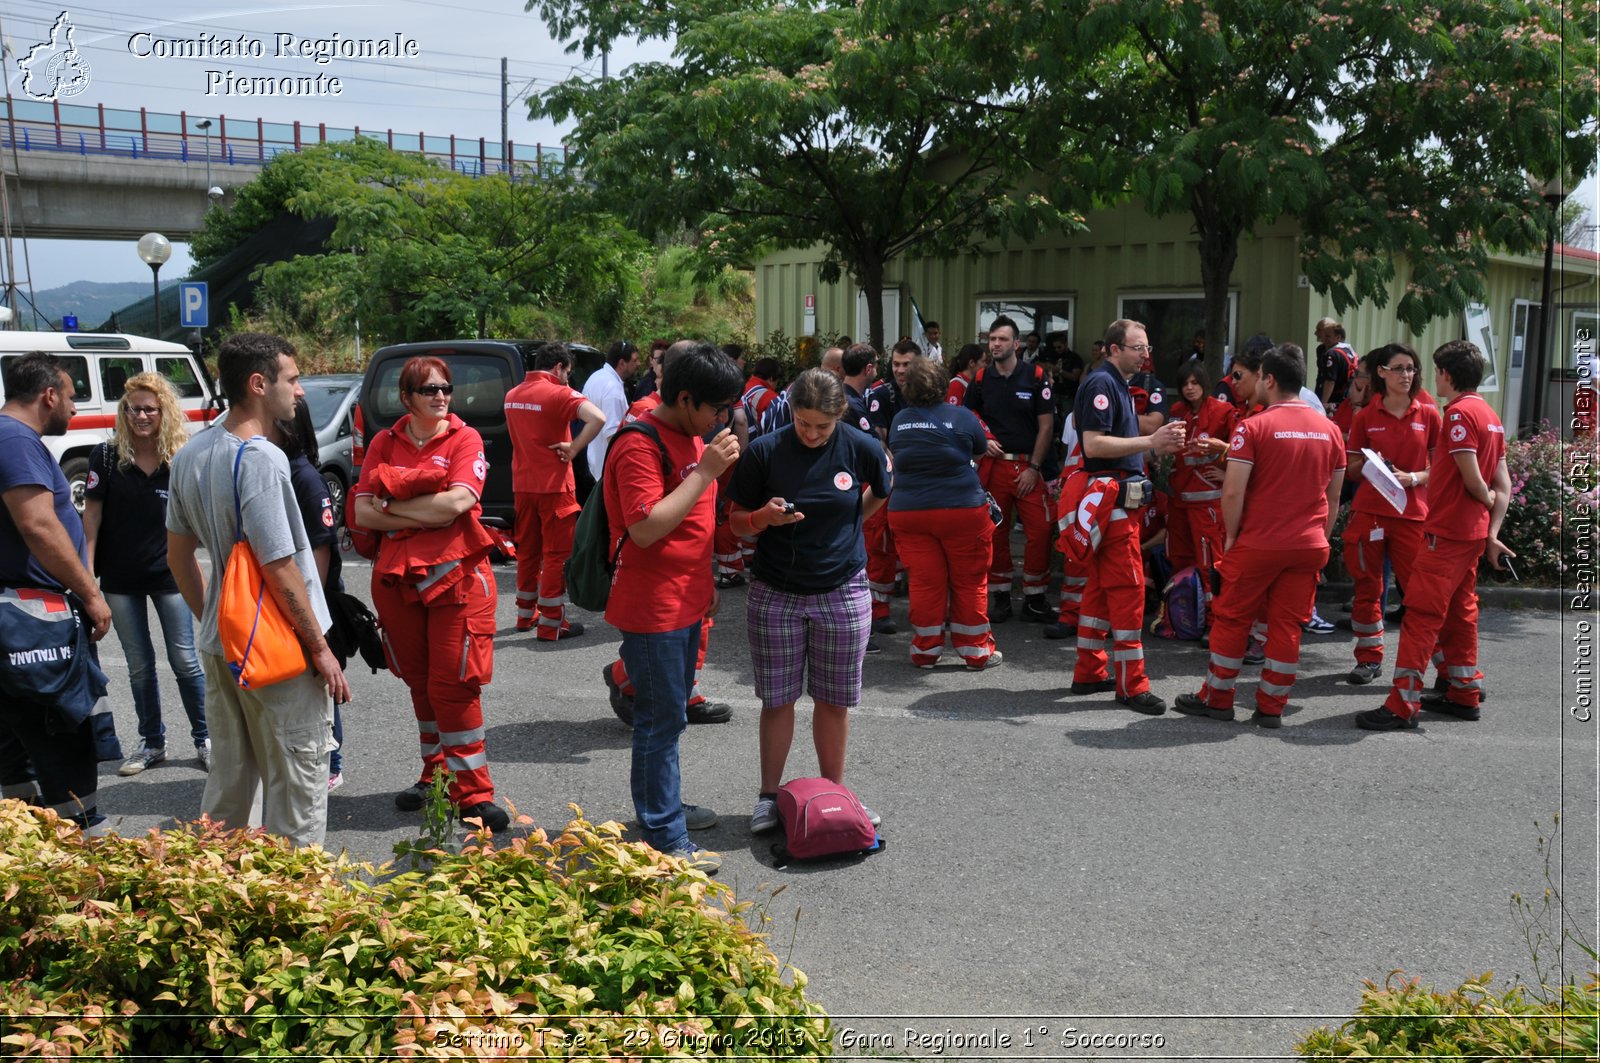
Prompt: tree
<box><xmin>526</xmin><ymin>0</ymin><xmax>1075</xmax><ymax>350</ymax></box>
<box><xmin>193</xmin><ymin>139</ymin><xmax>650</xmax><ymax>343</ymax></box>
<box><xmin>871</xmin><ymin>0</ymin><xmax>1597</xmax><ymax>379</ymax></box>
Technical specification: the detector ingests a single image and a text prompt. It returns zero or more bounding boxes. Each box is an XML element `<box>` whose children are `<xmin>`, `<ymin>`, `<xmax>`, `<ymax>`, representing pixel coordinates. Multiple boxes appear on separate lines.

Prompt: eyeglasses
<box><xmin>1230</xmin><ymin>372</ymin><xmax>1245</xmax><ymax>382</ymax></box>
<box><xmin>412</xmin><ymin>384</ymin><xmax>454</xmax><ymax>396</ymax></box>
<box><xmin>1383</xmin><ymin>365</ymin><xmax>1417</xmax><ymax>375</ymax></box>
<box><xmin>1120</xmin><ymin>343</ymin><xmax>1153</xmax><ymax>354</ymax></box>
<box><xmin>126</xmin><ymin>405</ymin><xmax>160</xmax><ymax>417</ymax></box>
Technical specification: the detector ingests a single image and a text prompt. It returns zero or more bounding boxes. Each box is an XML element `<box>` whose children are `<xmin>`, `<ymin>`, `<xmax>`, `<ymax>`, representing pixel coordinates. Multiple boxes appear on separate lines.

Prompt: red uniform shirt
<box><xmin>1331</xmin><ymin>400</ymin><xmax>1362</xmax><ymax>443</ymax></box>
<box><xmin>1346</xmin><ymin>397</ymin><xmax>1442</xmax><ymax>521</ymax></box>
<box><xmin>603</xmin><ymin>410</ymin><xmax>714</xmax><ymax>633</ymax></box>
<box><xmin>1227</xmin><ymin>400</ymin><xmax>1346</xmax><ymax>552</ymax></box>
<box><xmin>1168</xmin><ymin>396</ymin><xmax>1237</xmax><ymax>505</ymax></box>
<box><xmin>742</xmin><ymin>375</ymin><xmax>778</xmax><ymax>421</ymax></box>
<box><xmin>1424</xmin><ymin>392</ymin><xmax>1505</xmax><ymax>542</ymax></box>
<box><xmin>946</xmin><ymin>374</ymin><xmax>970</xmax><ymax>406</ymax></box>
<box><xmin>623</xmin><ymin>393</ymin><xmax>662</xmax><ymax>426</ymax></box>
<box><xmin>504</xmin><ymin>371</ymin><xmax>585</xmax><ymax>494</ymax></box>
<box><xmin>354</xmin><ymin>413</ymin><xmax>494</xmax><ymax>568</ymax></box>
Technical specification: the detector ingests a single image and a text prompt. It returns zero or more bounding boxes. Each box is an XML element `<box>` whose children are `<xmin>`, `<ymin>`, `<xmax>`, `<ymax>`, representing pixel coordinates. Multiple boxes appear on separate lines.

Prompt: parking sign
<box><xmin>179</xmin><ymin>282</ymin><xmax>208</xmax><ymax>329</ymax></box>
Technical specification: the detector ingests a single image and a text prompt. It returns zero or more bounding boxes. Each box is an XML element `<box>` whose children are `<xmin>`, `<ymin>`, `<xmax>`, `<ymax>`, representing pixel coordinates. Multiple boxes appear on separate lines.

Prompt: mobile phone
<box><xmin>1501</xmin><ymin>556</ymin><xmax>1520</xmax><ymax>582</ymax></box>
<box><xmin>780</xmin><ymin>501</ymin><xmax>797</xmax><ymax>515</ymax></box>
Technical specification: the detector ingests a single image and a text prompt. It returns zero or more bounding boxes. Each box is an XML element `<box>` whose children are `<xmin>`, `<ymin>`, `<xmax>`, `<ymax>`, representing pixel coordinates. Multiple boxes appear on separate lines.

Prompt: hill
<box><xmin>15</xmin><ymin>280</ymin><xmax>176</xmax><ymax>331</ymax></box>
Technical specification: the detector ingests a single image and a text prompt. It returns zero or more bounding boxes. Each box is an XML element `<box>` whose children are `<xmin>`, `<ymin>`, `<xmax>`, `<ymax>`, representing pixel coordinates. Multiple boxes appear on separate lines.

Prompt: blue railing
<box><xmin>0</xmin><ymin>98</ymin><xmax>570</xmax><ymax>179</ymax></box>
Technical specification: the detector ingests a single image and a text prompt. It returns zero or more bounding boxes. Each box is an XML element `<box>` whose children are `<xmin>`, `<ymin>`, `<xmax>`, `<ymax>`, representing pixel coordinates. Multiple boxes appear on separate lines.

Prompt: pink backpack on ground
<box><xmin>776</xmin><ymin>778</ymin><xmax>881</xmax><ymax>861</ymax></box>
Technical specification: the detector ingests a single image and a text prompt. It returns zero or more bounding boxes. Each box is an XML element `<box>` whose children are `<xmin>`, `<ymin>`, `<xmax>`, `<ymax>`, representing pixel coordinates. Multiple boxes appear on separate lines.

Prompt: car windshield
<box><xmin>301</xmin><ymin>382</ymin><xmax>353</xmax><ymax>430</ymax></box>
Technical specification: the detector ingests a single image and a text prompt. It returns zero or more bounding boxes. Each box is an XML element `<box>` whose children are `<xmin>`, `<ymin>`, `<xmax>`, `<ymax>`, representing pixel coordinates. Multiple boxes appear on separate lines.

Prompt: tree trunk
<box><xmin>1193</xmin><ymin>193</ymin><xmax>1241</xmax><ymax>388</ymax></box>
<box><xmin>858</xmin><ymin>256</ymin><xmax>887</xmax><ymax>353</ymax></box>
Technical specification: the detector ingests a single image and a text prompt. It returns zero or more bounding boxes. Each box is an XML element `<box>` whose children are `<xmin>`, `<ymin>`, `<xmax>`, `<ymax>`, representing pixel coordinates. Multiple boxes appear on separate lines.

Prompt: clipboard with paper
<box><xmin>1360</xmin><ymin>448</ymin><xmax>1408</xmax><ymax>515</ymax></box>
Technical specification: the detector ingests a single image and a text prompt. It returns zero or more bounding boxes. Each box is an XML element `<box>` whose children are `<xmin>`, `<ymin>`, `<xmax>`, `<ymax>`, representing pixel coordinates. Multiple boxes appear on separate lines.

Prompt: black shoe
<box><xmin>1118</xmin><ymin>691</ymin><xmax>1167</xmax><ymax>715</ymax></box>
<box><xmin>1356</xmin><ymin>707</ymin><xmax>1418</xmax><ymax>731</ymax></box>
<box><xmin>394</xmin><ymin>781</ymin><xmax>431</xmax><ymax>811</ymax></box>
<box><xmin>1250</xmin><ymin>710</ymin><xmax>1283</xmax><ymax>729</ymax></box>
<box><xmin>1020</xmin><ymin>596</ymin><xmax>1055</xmax><ymax>623</ymax></box>
<box><xmin>1174</xmin><ymin>693</ymin><xmax>1234</xmax><ymax>721</ymax></box>
<box><xmin>686</xmin><ymin>700</ymin><xmax>734</xmax><ymax>724</ymax></box>
<box><xmin>1421</xmin><ymin>693</ymin><xmax>1481</xmax><ymax>720</ymax></box>
<box><xmin>539</xmin><ymin>620</ymin><xmax>585</xmax><ymax>642</ymax></box>
<box><xmin>989</xmin><ymin>594</ymin><xmax>1012</xmax><ymax>623</ymax></box>
<box><xmin>1432</xmin><ymin>676</ymin><xmax>1488</xmax><ymax>703</ymax></box>
<box><xmin>1043</xmin><ymin>620</ymin><xmax>1075</xmax><ymax>640</ymax></box>
<box><xmin>715</xmin><ymin>572</ymin><xmax>746</xmax><ymax>589</ymax></box>
<box><xmin>602</xmin><ymin>665</ymin><xmax>634</xmax><ymax>726</ymax></box>
<box><xmin>864</xmin><ymin>639</ymin><xmax>882</xmax><ymax>655</ymax></box>
<box><xmin>459</xmin><ymin>801</ymin><xmax>510</xmax><ymax>832</ymax></box>
<box><xmin>1243</xmin><ymin>647</ymin><xmax>1266</xmax><ymax>666</ymax></box>
<box><xmin>873</xmin><ymin>617</ymin><xmax>899</xmax><ymax>635</ymax></box>
<box><xmin>1386</xmin><ymin>604</ymin><xmax>1406</xmax><ymax>622</ymax></box>
<box><xmin>1069</xmin><ymin>678</ymin><xmax>1116</xmax><ymax>695</ymax></box>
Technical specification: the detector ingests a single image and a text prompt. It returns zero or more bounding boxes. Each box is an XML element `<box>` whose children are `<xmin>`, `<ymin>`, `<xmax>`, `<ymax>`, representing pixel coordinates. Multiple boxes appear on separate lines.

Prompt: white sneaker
<box><xmin>327</xmin><ymin>772</ymin><xmax>344</xmax><ymax>792</ymax></box>
<box><xmin>118</xmin><ymin>745</ymin><xmax>167</xmax><ymax>777</ymax></box>
<box><xmin>195</xmin><ymin>741</ymin><xmax>211</xmax><ymax>772</ymax></box>
<box><xmin>860</xmin><ymin>804</ymin><xmax>883</xmax><ymax>827</ymax></box>
<box><xmin>750</xmin><ymin>794</ymin><xmax>779</xmax><ymax>834</ymax></box>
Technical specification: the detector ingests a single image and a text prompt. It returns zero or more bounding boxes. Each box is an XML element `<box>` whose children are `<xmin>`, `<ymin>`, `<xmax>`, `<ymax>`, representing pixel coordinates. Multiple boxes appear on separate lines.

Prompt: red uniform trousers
<box><xmin>609</xmin><ymin>617</ymin><xmax>715</xmax><ymax>706</ymax></box>
<box><xmin>374</xmin><ymin>557</ymin><xmax>498</xmax><ymax>807</ymax></box>
<box><xmin>514</xmin><ymin>490</ymin><xmax>580</xmax><ymax>638</ymax></box>
<box><xmin>713</xmin><ymin>494</ymin><xmax>747</xmax><ymax>579</ymax></box>
<box><xmin>864</xmin><ymin>504</ymin><xmax>898</xmax><ymax>621</ymax></box>
<box><xmin>1383</xmin><ymin>534</ymin><xmax>1484</xmax><ymax>721</ymax></box>
<box><xmin>889</xmin><ymin>506</ymin><xmax>998</xmax><ymax>667</ymax></box>
<box><xmin>1167</xmin><ymin>502</ymin><xmax>1224</xmax><ymax>574</ymax></box>
<box><xmin>1057</xmin><ymin>554</ymin><xmax>1088</xmax><ymax>628</ymax></box>
<box><xmin>980</xmin><ymin>456</ymin><xmax>1051</xmax><ymax>597</ymax></box>
<box><xmin>1196</xmin><ymin>545</ymin><xmax>1327</xmax><ymax>716</ymax></box>
<box><xmin>1343</xmin><ymin>511</ymin><xmax>1425</xmax><ymax>665</ymax></box>
<box><xmin>1074</xmin><ymin>514</ymin><xmax>1150</xmax><ymax>696</ymax></box>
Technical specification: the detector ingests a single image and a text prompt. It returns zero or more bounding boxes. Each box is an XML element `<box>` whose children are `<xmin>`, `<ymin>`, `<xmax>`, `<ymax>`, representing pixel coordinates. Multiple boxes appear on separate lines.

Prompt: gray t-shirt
<box><xmin>167</xmin><ymin>423</ymin><xmax>331</xmax><ymax>658</ymax></box>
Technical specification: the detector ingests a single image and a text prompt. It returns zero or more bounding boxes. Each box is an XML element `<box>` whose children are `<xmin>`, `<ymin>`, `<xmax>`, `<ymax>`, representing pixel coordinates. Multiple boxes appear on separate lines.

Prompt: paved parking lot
<box><xmin>89</xmin><ymin>550</ymin><xmax>1597</xmax><ymax>1059</ymax></box>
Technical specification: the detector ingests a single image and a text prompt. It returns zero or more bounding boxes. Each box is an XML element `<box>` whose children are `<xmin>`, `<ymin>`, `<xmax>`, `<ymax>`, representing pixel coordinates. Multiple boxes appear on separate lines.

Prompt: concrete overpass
<box><xmin>1</xmin><ymin>98</ymin><xmax>571</xmax><ymax>240</ymax></box>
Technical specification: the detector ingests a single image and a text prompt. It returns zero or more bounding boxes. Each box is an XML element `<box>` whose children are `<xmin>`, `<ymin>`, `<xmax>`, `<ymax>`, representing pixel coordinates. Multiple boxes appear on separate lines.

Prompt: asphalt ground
<box><xmin>88</xmin><ymin>545</ymin><xmax>1597</xmax><ymax>1060</ymax></box>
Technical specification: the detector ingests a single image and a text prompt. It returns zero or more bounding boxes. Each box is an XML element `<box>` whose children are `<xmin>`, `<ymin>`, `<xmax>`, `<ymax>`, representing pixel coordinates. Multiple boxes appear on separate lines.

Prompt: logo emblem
<box><xmin>1149</xmin><ymin>391</ymin><xmax>1163</xmax><ymax>406</ymax></box>
<box><xmin>472</xmin><ymin>459</ymin><xmax>488</xmax><ymax>480</ymax></box>
<box><xmin>1450</xmin><ymin>425</ymin><xmax>1467</xmax><ymax>443</ymax></box>
<box><xmin>1230</xmin><ymin>433</ymin><xmax>1245</xmax><ymax>451</ymax></box>
<box><xmin>321</xmin><ymin>507</ymin><xmax>335</xmax><ymax>528</ymax></box>
<box><xmin>1042</xmin><ymin>386</ymin><xmax>1052</xmax><ymax>401</ymax></box>
<box><xmin>833</xmin><ymin>472</ymin><xmax>854</xmax><ymax>491</ymax></box>
<box><xmin>17</xmin><ymin>12</ymin><xmax>91</xmax><ymax>101</ymax></box>
<box><xmin>1093</xmin><ymin>394</ymin><xmax>1110</xmax><ymax>412</ymax></box>
<box><xmin>85</xmin><ymin>469</ymin><xmax>99</xmax><ymax>491</ymax></box>
<box><xmin>870</xmin><ymin>399</ymin><xmax>880</xmax><ymax>412</ymax></box>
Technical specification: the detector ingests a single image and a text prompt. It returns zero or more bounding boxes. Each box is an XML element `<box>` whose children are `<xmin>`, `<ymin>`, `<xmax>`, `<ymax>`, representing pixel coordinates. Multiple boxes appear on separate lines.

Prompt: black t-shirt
<box><xmin>866</xmin><ymin>379</ymin><xmax>906</xmax><ymax>437</ymax></box>
<box><xmin>1074</xmin><ymin>361</ymin><xmax>1145</xmax><ymax>478</ymax></box>
<box><xmin>728</xmin><ymin>423</ymin><xmax>892</xmax><ymax>595</ymax></box>
<box><xmin>288</xmin><ymin>454</ymin><xmax>342</xmax><ymax>593</ymax></box>
<box><xmin>964</xmin><ymin>357</ymin><xmax>1053</xmax><ymax>452</ymax></box>
<box><xmin>84</xmin><ymin>443</ymin><xmax>177</xmax><ymax>596</ymax></box>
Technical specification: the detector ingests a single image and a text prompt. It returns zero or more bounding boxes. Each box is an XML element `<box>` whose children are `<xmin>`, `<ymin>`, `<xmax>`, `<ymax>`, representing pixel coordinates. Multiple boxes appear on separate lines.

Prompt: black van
<box><xmin>354</xmin><ymin>339</ymin><xmax>604</xmax><ymax>528</ymax></box>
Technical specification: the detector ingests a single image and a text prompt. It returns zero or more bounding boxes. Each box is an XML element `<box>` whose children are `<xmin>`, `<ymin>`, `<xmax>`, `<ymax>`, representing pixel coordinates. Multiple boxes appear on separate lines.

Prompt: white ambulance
<box><xmin>0</xmin><ymin>331</ymin><xmax>224</xmax><ymax>510</ymax></box>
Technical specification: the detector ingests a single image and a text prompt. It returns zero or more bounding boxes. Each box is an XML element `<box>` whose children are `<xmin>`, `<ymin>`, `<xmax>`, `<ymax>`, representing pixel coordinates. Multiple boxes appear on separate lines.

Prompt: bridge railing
<box><xmin>0</xmin><ymin>98</ymin><xmax>571</xmax><ymax>179</ymax></box>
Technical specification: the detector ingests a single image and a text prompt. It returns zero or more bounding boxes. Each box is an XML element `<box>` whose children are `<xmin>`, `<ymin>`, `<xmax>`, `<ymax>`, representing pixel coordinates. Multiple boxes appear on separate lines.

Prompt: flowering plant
<box><xmin>1501</xmin><ymin>426</ymin><xmax>1591</xmax><ymax>586</ymax></box>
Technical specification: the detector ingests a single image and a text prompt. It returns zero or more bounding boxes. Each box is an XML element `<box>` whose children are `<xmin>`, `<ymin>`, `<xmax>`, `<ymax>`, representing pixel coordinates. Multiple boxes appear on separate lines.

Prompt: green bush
<box><xmin>1502</xmin><ymin>426</ymin><xmax>1589</xmax><ymax>587</ymax></box>
<box><xmin>1296</xmin><ymin>971</ymin><xmax>1598</xmax><ymax>1059</ymax></box>
<box><xmin>0</xmin><ymin>801</ymin><xmax>831</xmax><ymax>1058</ymax></box>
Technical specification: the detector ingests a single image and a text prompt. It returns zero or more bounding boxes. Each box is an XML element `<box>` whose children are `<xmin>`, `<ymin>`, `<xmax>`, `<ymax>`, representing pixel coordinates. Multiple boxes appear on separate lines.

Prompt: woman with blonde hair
<box><xmin>84</xmin><ymin>372</ymin><xmax>209</xmax><ymax>775</ymax></box>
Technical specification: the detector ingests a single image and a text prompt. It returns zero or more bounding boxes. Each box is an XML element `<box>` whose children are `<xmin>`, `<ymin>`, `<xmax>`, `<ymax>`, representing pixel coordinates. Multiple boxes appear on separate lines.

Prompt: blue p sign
<box><xmin>179</xmin><ymin>282</ymin><xmax>208</xmax><ymax>329</ymax></box>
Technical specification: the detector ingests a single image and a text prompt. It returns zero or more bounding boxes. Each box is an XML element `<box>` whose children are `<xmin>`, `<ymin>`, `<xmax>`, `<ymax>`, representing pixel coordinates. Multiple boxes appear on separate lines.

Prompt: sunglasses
<box><xmin>412</xmin><ymin>384</ymin><xmax>454</xmax><ymax>396</ymax></box>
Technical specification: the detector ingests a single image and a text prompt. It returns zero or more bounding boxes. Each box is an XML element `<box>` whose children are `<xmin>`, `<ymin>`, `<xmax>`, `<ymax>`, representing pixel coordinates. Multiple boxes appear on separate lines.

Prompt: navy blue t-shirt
<box><xmin>886</xmin><ymin>405</ymin><xmax>986</xmax><ymax>512</ymax></box>
<box><xmin>728</xmin><ymin>423</ymin><xmax>891</xmax><ymax>595</ymax></box>
<box><xmin>1074</xmin><ymin>361</ymin><xmax>1145</xmax><ymax>477</ymax></box>
<box><xmin>964</xmin><ymin>357</ymin><xmax>1053</xmax><ymax>452</ymax></box>
<box><xmin>84</xmin><ymin>442</ymin><xmax>177</xmax><ymax>596</ymax></box>
<box><xmin>844</xmin><ymin>384</ymin><xmax>873</xmax><ymax>434</ymax></box>
<box><xmin>287</xmin><ymin>454</ymin><xmax>342</xmax><ymax>592</ymax></box>
<box><xmin>0</xmin><ymin>414</ymin><xmax>85</xmax><ymax>590</ymax></box>
<box><xmin>866</xmin><ymin>379</ymin><xmax>905</xmax><ymax>437</ymax></box>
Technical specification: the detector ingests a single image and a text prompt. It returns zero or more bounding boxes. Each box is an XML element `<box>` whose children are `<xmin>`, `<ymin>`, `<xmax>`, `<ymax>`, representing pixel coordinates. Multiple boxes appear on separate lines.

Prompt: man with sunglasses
<box><xmin>1069</xmin><ymin>319</ymin><xmax>1187</xmax><ymax>714</ymax></box>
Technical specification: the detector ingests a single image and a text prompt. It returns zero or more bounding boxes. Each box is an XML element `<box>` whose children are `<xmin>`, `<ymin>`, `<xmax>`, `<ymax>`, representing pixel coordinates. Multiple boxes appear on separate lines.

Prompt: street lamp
<box><xmin>196</xmin><ymin>119</ymin><xmax>214</xmax><ymax>204</ymax></box>
<box><xmin>1522</xmin><ymin>174</ymin><xmax>1569</xmax><ymax>432</ymax></box>
<box><xmin>137</xmin><ymin>232</ymin><xmax>172</xmax><ymax>337</ymax></box>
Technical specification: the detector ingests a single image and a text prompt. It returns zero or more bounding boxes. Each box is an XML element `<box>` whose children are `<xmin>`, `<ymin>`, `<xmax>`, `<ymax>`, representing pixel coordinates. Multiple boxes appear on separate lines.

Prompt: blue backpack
<box><xmin>1151</xmin><ymin>565</ymin><xmax>1208</xmax><ymax>641</ymax></box>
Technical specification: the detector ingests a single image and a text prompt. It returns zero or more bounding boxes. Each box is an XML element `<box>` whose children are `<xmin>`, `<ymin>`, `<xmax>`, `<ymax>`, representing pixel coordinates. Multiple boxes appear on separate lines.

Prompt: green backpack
<box><xmin>565</xmin><ymin>422</ymin><xmax>673</xmax><ymax>612</ymax></box>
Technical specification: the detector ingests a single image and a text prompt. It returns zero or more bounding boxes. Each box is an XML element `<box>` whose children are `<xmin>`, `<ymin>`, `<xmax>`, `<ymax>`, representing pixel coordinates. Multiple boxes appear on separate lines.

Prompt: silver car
<box><xmin>300</xmin><ymin>373</ymin><xmax>362</xmax><ymax>526</ymax></box>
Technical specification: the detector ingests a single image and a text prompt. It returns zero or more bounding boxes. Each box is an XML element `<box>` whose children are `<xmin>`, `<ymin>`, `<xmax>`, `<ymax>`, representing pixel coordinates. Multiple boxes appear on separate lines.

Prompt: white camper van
<box><xmin>0</xmin><ymin>331</ymin><xmax>224</xmax><ymax>510</ymax></box>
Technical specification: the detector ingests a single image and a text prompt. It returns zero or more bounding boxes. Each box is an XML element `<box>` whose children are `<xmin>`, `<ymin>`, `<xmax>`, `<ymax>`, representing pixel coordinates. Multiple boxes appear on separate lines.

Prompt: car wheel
<box><xmin>322</xmin><ymin>468</ymin><xmax>347</xmax><ymax>526</ymax></box>
<box><xmin>63</xmin><ymin>456</ymin><xmax>90</xmax><ymax>515</ymax></box>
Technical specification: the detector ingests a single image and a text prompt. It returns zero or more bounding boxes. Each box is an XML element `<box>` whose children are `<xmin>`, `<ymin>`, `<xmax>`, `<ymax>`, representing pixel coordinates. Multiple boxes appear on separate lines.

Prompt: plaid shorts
<box><xmin>747</xmin><ymin>569</ymin><xmax>872</xmax><ymax>708</ymax></box>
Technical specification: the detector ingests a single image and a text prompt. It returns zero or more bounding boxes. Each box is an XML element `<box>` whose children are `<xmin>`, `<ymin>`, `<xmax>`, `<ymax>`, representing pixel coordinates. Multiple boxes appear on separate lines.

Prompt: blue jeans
<box><xmin>105</xmin><ymin>591</ymin><xmax>207</xmax><ymax>748</ymax></box>
<box><xmin>620</xmin><ymin>622</ymin><xmax>698</xmax><ymax>853</ymax></box>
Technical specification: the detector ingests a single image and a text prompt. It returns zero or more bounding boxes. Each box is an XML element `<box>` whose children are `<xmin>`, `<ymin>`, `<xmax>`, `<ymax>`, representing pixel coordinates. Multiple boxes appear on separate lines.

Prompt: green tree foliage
<box><xmin>193</xmin><ymin>139</ymin><xmax>651</xmax><ymax>343</ymax></box>
<box><xmin>869</xmin><ymin>0</ymin><xmax>1596</xmax><ymax>376</ymax></box>
<box><xmin>526</xmin><ymin>0</ymin><xmax>1077</xmax><ymax>350</ymax></box>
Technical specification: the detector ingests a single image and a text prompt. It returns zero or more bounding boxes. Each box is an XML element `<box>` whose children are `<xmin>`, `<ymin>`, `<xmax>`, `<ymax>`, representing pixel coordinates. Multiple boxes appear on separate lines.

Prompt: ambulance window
<box><xmin>157</xmin><ymin>357</ymin><xmax>204</xmax><ymax>398</ymax></box>
<box><xmin>100</xmin><ymin>357</ymin><xmax>142</xmax><ymax>402</ymax></box>
<box><xmin>0</xmin><ymin>354</ymin><xmax>88</xmax><ymax>402</ymax></box>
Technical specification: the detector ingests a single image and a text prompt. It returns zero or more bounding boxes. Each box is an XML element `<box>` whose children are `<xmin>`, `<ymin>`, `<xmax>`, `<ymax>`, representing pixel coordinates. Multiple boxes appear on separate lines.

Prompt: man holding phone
<box><xmin>1358</xmin><ymin>340</ymin><xmax>1512</xmax><ymax>730</ymax></box>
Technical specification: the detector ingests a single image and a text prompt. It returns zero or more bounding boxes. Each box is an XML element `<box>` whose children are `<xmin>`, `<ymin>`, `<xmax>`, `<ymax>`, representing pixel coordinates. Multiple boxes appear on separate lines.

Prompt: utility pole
<box><xmin>501</xmin><ymin>57</ymin><xmax>509</xmax><ymax>172</ymax></box>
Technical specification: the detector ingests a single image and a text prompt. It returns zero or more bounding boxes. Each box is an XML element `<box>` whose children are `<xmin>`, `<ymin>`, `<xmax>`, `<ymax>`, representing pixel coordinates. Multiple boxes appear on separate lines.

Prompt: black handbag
<box><xmin>325</xmin><ymin>590</ymin><xmax>386</xmax><ymax>674</ymax></box>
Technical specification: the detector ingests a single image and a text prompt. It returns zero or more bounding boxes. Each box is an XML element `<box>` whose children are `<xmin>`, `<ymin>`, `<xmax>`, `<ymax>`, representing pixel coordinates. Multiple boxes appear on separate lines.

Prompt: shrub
<box><xmin>1501</xmin><ymin>425</ymin><xmax>1590</xmax><ymax>587</ymax></box>
<box><xmin>0</xmin><ymin>801</ymin><xmax>832</xmax><ymax>1058</ymax></box>
<box><xmin>1296</xmin><ymin>971</ymin><xmax>1597</xmax><ymax>1059</ymax></box>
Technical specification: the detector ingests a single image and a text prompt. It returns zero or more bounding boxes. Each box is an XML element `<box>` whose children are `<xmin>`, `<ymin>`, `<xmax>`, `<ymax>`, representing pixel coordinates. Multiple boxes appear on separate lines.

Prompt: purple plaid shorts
<box><xmin>746</xmin><ymin>568</ymin><xmax>872</xmax><ymax>708</ymax></box>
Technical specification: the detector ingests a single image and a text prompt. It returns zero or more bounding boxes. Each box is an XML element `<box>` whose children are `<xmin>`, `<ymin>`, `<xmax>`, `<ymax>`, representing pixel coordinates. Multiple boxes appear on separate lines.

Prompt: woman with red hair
<box><xmin>351</xmin><ymin>356</ymin><xmax>508</xmax><ymax>831</ymax></box>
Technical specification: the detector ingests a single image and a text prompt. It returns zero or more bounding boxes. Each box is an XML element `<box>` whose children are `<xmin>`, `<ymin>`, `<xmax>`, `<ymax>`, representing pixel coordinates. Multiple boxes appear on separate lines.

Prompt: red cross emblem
<box><xmin>15</xmin><ymin>588</ymin><xmax>69</xmax><ymax>613</ymax></box>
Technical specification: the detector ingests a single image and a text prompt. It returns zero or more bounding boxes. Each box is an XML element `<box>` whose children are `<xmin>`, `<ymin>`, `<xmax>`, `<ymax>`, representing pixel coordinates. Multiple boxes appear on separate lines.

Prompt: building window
<box><xmin>1116</xmin><ymin>292</ymin><xmax>1236</xmax><ymax>380</ymax></box>
<box><xmin>1462</xmin><ymin>303</ymin><xmax>1500</xmax><ymax>392</ymax></box>
<box><xmin>976</xmin><ymin>297</ymin><xmax>1076</xmax><ymax>351</ymax></box>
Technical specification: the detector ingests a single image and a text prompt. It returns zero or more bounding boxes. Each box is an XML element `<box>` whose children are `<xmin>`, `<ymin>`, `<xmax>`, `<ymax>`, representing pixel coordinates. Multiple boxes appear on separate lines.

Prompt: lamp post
<box><xmin>137</xmin><ymin>232</ymin><xmax>172</xmax><ymax>337</ymax></box>
<box><xmin>196</xmin><ymin>119</ymin><xmax>213</xmax><ymax>201</ymax></box>
<box><xmin>1522</xmin><ymin>175</ymin><xmax>1569</xmax><ymax>433</ymax></box>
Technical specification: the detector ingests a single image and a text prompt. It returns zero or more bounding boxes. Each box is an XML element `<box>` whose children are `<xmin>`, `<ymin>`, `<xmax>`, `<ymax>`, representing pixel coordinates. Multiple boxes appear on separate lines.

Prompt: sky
<box><xmin>0</xmin><ymin>0</ymin><xmax>673</xmax><ymax>291</ymax></box>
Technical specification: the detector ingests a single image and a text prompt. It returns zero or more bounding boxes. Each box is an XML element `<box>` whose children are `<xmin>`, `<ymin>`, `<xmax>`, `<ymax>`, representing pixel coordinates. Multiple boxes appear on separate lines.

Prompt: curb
<box><xmin>1321</xmin><ymin>580</ymin><xmax>1574</xmax><ymax>612</ymax></box>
